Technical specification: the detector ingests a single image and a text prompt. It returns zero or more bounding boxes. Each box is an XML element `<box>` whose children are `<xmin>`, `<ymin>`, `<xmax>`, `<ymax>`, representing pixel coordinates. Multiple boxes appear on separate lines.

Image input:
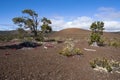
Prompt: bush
<box><xmin>90</xmin><ymin>58</ymin><xmax>111</xmax><ymax>72</ymax></box>
<box><xmin>35</xmin><ymin>36</ymin><xmax>44</xmax><ymax>42</ymax></box>
<box><xmin>35</xmin><ymin>34</ymin><xmax>44</xmax><ymax>42</ymax></box>
<box><xmin>59</xmin><ymin>39</ymin><xmax>83</xmax><ymax>57</ymax></box>
<box><xmin>108</xmin><ymin>38</ymin><xmax>120</xmax><ymax>48</ymax></box>
<box><xmin>90</xmin><ymin>58</ymin><xmax>120</xmax><ymax>72</ymax></box>
<box><xmin>0</xmin><ymin>34</ymin><xmax>17</xmax><ymax>42</ymax></box>
<box><xmin>74</xmin><ymin>48</ymin><xmax>83</xmax><ymax>55</ymax></box>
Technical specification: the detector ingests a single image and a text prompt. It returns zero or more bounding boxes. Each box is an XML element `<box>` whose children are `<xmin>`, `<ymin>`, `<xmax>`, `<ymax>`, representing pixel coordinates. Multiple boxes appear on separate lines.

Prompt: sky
<box><xmin>0</xmin><ymin>0</ymin><xmax>120</xmax><ymax>32</ymax></box>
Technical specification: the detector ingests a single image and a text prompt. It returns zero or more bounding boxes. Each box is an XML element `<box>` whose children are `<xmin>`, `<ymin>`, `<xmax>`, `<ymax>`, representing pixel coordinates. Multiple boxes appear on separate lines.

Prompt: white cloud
<box><xmin>0</xmin><ymin>24</ymin><xmax>17</xmax><ymax>31</ymax></box>
<box><xmin>104</xmin><ymin>21</ymin><xmax>120</xmax><ymax>32</ymax></box>
<box><xmin>51</xmin><ymin>16</ymin><xmax>93</xmax><ymax>31</ymax></box>
<box><xmin>94</xmin><ymin>7</ymin><xmax>120</xmax><ymax>32</ymax></box>
<box><xmin>50</xmin><ymin>15</ymin><xmax>120</xmax><ymax>32</ymax></box>
<box><xmin>95</xmin><ymin>7</ymin><xmax>120</xmax><ymax>20</ymax></box>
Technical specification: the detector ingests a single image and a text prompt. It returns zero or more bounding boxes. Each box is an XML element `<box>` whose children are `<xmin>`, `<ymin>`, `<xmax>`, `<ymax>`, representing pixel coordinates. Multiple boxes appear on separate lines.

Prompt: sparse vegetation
<box><xmin>108</xmin><ymin>38</ymin><xmax>120</xmax><ymax>48</ymax></box>
<box><xmin>17</xmin><ymin>28</ymin><xmax>28</xmax><ymax>39</ymax></box>
<box><xmin>0</xmin><ymin>28</ymin><xmax>120</xmax><ymax>80</ymax></box>
<box><xmin>59</xmin><ymin>38</ymin><xmax>83</xmax><ymax>57</ymax></box>
<box><xmin>0</xmin><ymin>34</ymin><xmax>18</xmax><ymax>42</ymax></box>
<box><xmin>12</xmin><ymin>9</ymin><xmax>52</xmax><ymax>41</ymax></box>
<box><xmin>12</xmin><ymin>9</ymin><xmax>39</xmax><ymax>37</ymax></box>
<box><xmin>90</xmin><ymin>58</ymin><xmax>120</xmax><ymax>73</ymax></box>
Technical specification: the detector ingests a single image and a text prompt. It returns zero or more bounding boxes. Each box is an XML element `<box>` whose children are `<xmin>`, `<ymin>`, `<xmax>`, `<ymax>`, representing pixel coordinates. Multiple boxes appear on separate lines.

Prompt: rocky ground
<box><xmin>0</xmin><ymin>28</ymin><xmax>120</xmax><ymax>80</ymax></box>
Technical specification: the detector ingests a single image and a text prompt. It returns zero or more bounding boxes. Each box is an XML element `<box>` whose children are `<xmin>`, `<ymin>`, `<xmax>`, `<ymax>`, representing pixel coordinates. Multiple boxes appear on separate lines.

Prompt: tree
<box><xmin>17</xmin><ymin>28</ymin><xmax>27</xmax><ymax>39</ymax></box>
<box><xmin>41</xmin><ymin>17</ymin><xmax>52</xmax><ymax>33</ymax></box>
<box><xmin>89</xmin><ymin>21</ymin><xmax>104</xmax><ymax>46</ymax></box>
<box><xmin>12</xmin><ymin>9</ymin><xmax>39</xmax><ymax>37</ymax></box>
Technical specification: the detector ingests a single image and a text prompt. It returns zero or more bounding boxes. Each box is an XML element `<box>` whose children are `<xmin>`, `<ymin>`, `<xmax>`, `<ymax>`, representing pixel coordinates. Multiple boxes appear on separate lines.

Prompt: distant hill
<box><xmin>0</xmin><ymin>29</ymin><xmax>119</xmax><ymax>39</ymax></box>
<box><xmin>50</xmin><ymin>28</ymin><xmax>120</xmax><ymax>39</ymax></box>
<box><xmin>111</xmin><ymin>32</ymin><xmax>120</xmax><ymax>35</ymax></box>
<box><xmin>50</xmin><ymin>28</ymin><xmax>90</xmax><ymax>39</ymax></box>
<box><xmin>0</xmin><ymin>30</ymin><xmax>18</xmax><ymax>35</ymax></box>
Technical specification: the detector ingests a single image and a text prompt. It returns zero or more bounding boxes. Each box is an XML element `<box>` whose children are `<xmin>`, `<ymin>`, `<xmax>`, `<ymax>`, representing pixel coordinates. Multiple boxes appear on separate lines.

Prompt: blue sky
<box><xmin>0</xmin><ymin>0</ymin><xmax>120</xmax><ymax>31</ymax></box>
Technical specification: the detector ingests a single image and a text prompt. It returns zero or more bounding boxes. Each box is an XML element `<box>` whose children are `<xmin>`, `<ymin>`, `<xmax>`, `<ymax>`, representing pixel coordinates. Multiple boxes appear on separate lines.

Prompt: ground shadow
<box><xmin>0</xmin><ymin>41</ymin><xmax>41</xmax><ymax>50</ymax></box>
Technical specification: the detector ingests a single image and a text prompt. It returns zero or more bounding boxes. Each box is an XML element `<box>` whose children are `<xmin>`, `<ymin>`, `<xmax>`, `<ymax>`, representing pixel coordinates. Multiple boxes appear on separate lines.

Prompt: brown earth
<box><xmin>0</xmin><ymin>28</ymin><xmax>120</xmax><ymax>80</ymax></box>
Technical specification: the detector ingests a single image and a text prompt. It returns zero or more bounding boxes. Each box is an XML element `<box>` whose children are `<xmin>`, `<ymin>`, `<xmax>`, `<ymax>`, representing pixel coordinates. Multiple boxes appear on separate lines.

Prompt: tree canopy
<box><xmin>13</xmin><ymin>9</ymin><xmax>52</xmax><ymax>38</ymax></box>
<box><xmin>89</xmin><ymin>21</ymin><xmax>104</xmax><ymax>46</ymax></box>
<box><xmin>41</xmin><ymin>17</ymin><xmax>52</xmax><ymax>33</ymax></box>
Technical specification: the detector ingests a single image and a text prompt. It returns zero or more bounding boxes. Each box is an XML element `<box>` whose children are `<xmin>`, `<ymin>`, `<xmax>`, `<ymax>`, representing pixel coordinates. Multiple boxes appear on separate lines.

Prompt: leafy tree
<box><xmin>89</xmin><ymin>21</ymin><xmax>104</xmax><ymax>46</ymax></box>
<box><xmin>12</xmin><ymin>9</ymin><xmax>39</xmax><ymax>37</ymax></box>
<box><xmin>41</xmin><ymin>17</ymin><xmax>52</xmax><ymax>33</ymax></box>
<box><xmin>17</xmin><ymin>28</ymin><xmax>27</xmax><ymax>39</ymax></box>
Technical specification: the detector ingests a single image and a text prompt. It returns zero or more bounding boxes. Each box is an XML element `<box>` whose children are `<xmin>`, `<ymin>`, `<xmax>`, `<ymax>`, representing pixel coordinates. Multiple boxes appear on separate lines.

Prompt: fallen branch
<box><xmin>84</xmin><ymin>48</ymin><xmax>96</xmax><ymax>51</ymax></box>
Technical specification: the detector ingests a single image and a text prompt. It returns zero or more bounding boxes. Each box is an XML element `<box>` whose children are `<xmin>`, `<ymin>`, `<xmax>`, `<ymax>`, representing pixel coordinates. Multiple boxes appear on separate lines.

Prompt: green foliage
<box><xmin>12</xmin><ymin>9</ymin><xmax>39</xmax><ymax>37</ymax></box>
<box><xmin>59</xmin><ymin>39</ymin><xmax>83</xmax><ymax>57</ymax></box>
<box><xmin>90</xmin><ymin>33</ymin><xmax>100</xmax><ymax>43</ymax></box>
<box><xmin>89</xmin><ymin>21</ymin><xmax>104</xmax><ymax>46</ymax></box>
<box><xmin>35</xmin><ymin>35</ymin><xmax>44</xmax><ymax>42</ymax></box>
<box><xmin>74</xmin><ymin>48</ymin><xmax>83</xmax><ymax>55</ymax></box>
<box><xmin>59</xmin><ymin>47</ymin><xmax>72</xmax><ymax>56</ymax></box>
<box><xmin>108</xmin><ymin>38</ymin><xmax>120</xmax><ymax>48</ymax></box>
<box><xmin>90</xmin><ymin>61</ymin><xmax>96</xmax><ymax>68</ymax></box>
<box><xmin>41</xmin><ymin>17</ymin><xmax>52</xmax><ymax>33</ymax></box>
<box><xmin>41</xmin><ymin>24</ymin><xmax>52</xmax><ymax>33</ymax></box>
<box><xmin>17</xmin><ymin>28</ymin><xmax>27</xmax><ymax>39</ymax></box>
<box><xmin>90</xmin><ymin>58</ymin><xmax>120</xmax><ymax>72</ymax></box>
<box><xmin>23</xmin><ymin>37</ymin><xmax>33</xmax><ymax>42</ymax></box>
<box><xmin>12</xmin><ymin>9</ymin><xmax>52</xmax><ymax>40</ymax></box>
<box><xmin>106</xmin><ymin>65</ymin><xmax>112</xmax><ymax>72</ymax></box>
<box><xmin>59</xmin><ymin>47</ymin><xmax>83</xmax><ymax>57</ymax></box>
<box><xmin>90</xmin><ymin>58</ymin><xmax>112</xmax><ymax>72</ymax></box>
<box><xmin>0</xmin><ymin>34</ymin><xmax>18</xmax><ymax>42</ymax></box>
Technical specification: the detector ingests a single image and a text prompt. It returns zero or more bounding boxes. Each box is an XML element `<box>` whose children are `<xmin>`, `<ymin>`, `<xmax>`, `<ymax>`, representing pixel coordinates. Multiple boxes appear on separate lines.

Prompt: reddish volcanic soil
<box><xmin>0</xmin><ymin>28</ymin><xmax>120</xmax><ymax>80</ymax></box>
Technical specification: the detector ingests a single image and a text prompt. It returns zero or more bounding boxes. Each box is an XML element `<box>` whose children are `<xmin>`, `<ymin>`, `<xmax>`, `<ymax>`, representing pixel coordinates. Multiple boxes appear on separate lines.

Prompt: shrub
<box><xmin>108</xmin><ymin>38</ymin><xmax>120</xmax><ymax>48</ymax></box>
<box><xmin>35</xmin><ymin>33</ymin><xmax>44</xmax><ymax>42</ymax></box>
<box><xmin>90</xmin><ymin>61</ymin><xmax>96</xmax><ymax>68</ymax></box>
<box><xmin>73</xmin><ymin>48</ymin><xmax>83</xmax><ymax>55</ymax></box>
<box><xmin>59</xmin><ymin>47</ymin><xmax>72</xmax><ymax>56</ymax></box>
<box><xmin>90</xmin><ymin>58</ymin><xmax>120</xmax><ymax>72</ymax></box>
<box><xmin>0</xmin><ymin>34</ymin><xmax>17</xmax><ymax>42</ymax></box>
<box><xmin>59</xmin><ymin>39</ymin><xmax>83</xmax><ymax>57</ymax></box>
<box><xmin>35</xmin><ymin>36</ymin><xmax>44</xmax><ymax>42</ymax></box>
<box><xmin>23</xmin><ymin>37</ymin><xmax>34</xmax><ymax>42</ymax></box>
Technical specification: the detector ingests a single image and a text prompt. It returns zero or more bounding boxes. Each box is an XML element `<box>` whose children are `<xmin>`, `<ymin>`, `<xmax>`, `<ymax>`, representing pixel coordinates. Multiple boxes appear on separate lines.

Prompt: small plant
<box><xmin>73</xmin><ymin>48</ymin><xmax>83</xmax><ymax>55</ymax></box>
<box><xmin>59</xmin><ymin>47</ymin><xmax>72</xmax><ymax>56</ymax></box>
<box><xmin>90</xmin><ymin>61</ymin><xmax>96</xmax><ymax>68</ymax></box>
<box><xmin>107</xmin><ymin>38</ymin><xmax>120</xmax><ymax>48</ymax></box>
<box><xmin>106</xmin><ymin>65</ymin><xmax>112</xmax><ymax>72</ymax></box>
<box><xmin>90</xmin><ymin>58</ymin><xmax>120</xmax><ymax>73</ymax></box>
<box><xmin>90</xmin><ymin>58</ymin><xmax>111</xmax><ymax>72</ymax></box>
<box><xmin>59</xmin><ymin>39</ymin><xmax>83</xmax><ymax>57</ymax></box>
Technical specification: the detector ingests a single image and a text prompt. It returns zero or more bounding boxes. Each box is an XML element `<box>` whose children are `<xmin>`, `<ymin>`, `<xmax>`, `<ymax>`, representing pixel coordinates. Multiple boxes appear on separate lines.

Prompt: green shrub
<box><xmin>59</xmin><ymin>47</ymin><xmax>72</xmax><ymax>56</ymax></box>
<box><xmin>73</xmin><ymin>48</ymin><xmax>83</xmax><ymax>55</ymax></box>
<box><xmin>90</xmin><ymin>58</ymin><xmax>112</xmax><ymax>72</ymax></box>
<box><xmin>59</xmin><ymin>39</ymin><xmax>83</xmax><ymax>57</ymax></box>
<box><xmin>90</xmin><ymin>58</ymin><xmax>120</xmax><ymax>72</ymax></box>
<box><xmin>35</xmin><ymin>33</ymin><xmax>44</xmax><ymax>42</ymax></box>
<box><xmin>108</xmin><ymin>38</ymin><xmax>120</xmax><ymax>48</ymax></box>
<box><xmin>0</xmin><ymin>34</ymin><xmax>17</xmax><ymax>42</ymax></box>
<box><xmin>106</xmin><ymin>65</ymin><xmax>112</xmax><ymax>72</ymax></box>
<box><xmin>23</xmin><ymin>37</ymin><xmax>33</xmax><ymax>42</ymax></box>
<box><xmin>35</xmin><ymin>36</ymin><xmax>44</xmax><ymax>42</ymax></box>
<box><xmin>90</xmin><ymin>61</ymin><xmax>96</xmax><ymax>68</ymax></box>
